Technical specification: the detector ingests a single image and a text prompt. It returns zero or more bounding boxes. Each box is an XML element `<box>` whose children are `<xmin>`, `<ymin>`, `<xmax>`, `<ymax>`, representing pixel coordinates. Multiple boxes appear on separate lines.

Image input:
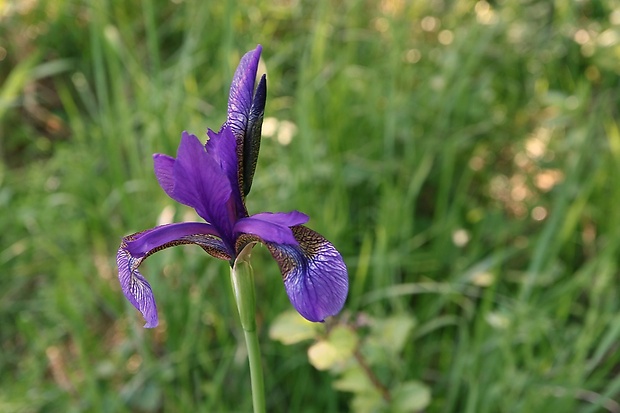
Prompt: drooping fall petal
<box><xmin>118</xmin><ymin>222</ymin><xmax>233</xmax><ymax>327</ymax></box>
<box><xmin>264</xmin><ymin>226</ymin><xmax>348</xmax><ymax>322</ymax></box>
<box><xmin>117</xmin><ymin>244</ymin><xmax>158</xmax><ymax>328</ymax></box>
<box><xmin>124</xmin><ymin>222</ymin><xmax>224</xmax><ymax>258</ymax></box>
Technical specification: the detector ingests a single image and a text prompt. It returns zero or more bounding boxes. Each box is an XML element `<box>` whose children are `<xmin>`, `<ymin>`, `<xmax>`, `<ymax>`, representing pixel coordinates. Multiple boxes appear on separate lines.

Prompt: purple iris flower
<box><xmin>116</xmin><ymin>45</ymin><xmax>348</xmax><ymax>328</ymax></box>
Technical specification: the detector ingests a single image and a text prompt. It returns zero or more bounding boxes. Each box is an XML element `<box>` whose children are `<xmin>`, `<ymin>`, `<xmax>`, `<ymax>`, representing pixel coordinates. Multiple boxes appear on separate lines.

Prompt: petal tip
<box><xmin>117</xmin><ymin>242</ymin><xmax>160</xmax><ymax>329</ymax></box>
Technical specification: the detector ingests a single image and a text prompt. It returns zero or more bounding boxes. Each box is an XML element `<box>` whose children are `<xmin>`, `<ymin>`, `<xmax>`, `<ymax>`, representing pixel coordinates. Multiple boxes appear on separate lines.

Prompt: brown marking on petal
<box><xmin>235</xmin><ymin>134</ymin><xmax>247</xmax><ymax>201</ymax></box>
<box><xmin>122</xmin><ymin>229</ymin><xmax>150</xmax><ymax>242</ymax></box>
<box><xmin>264</xmin><ymin>225</ymin><xmax>326</xmax><ymax>282</ymax></box>
<box><xmin>266</xmin><ymin>245</ymin><xmax>295</xmax><ymax>282</ymax></box>
<box><xmin>181</xmin><ymin>234</ymin><xmax>232</xmax><ymax>261</ymax></box>
<box><xmin>290</xmin><ymin>225</ymin><xmax>325</xmax><ymax>257</ymax></box>
<box><xmin>235</xmin><ymin>233</ymin><xmax>262</xmax><ymax>257</ymax></box>
<box><xmin>118</xmin><ymin>241</ymin><xmax>145</xmax><ymax>273</ymax></box>
<box><xmin>122</xmin><ymin>232</ymin><xmax>231</xmax><ymax>261</ymax></box>
<box><xmin>242</xmin><ymin>74</ymin><xmax>266</xmax><ymax>197</ymax></box>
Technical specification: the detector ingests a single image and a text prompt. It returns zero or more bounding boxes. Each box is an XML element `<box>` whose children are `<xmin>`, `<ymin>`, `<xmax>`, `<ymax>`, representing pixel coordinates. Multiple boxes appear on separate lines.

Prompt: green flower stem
<box><xmin>230</xmin><ymin>245</ymin><xmax>266</xmax><ymax>413</ymax></box>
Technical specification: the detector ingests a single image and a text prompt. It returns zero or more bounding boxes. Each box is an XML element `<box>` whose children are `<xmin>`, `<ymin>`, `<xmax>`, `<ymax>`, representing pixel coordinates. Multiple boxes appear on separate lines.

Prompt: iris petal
<box><xmin>242</xmin><ymin>73</ymin><xmax>267</xmax><ymax>197</ymax></box>
<box><xmin>206</xmin><ymin>127</ymin><xmax>238</xmax><ymax>190</ymax></box>
<box><xmin>264</xmin><ymin>225</ymin><xmax>348</xmax><ymax>322</ymax></box>
<box><xmin>206</xmin><ymin>126</ymin><xmax>246</xmax><ymax>219</ymax></box>
<box><xmin>125</xmin><ymin>222</ymin><xmax>224</xmax><ymax>257</ymax></box>
<box><xmin>172</xmin><ymin>132</ymin><xmax>236</xmax><ymax>239</ymax></box>
<box><xmin>153</xmin><ymin>153</ymin><xmax>176</xmax><ymax>200</ymax></box>
<box><xmin>250</xmin><ymin>211</ymin><xmax>309</xmax><ymax>227</ymax></box>
<box><xmin>225</xmin><ymin>45</ymin><xmax>266</xmax><ymax>198</ymax></box>
<box><xmin>117</xmin><ymin>223</ymin><xmax>232</xmax><ymax>327</ymax></box>
<box><xmin>117</xmin><ymin>244</ymin><xmax>158</xmax><ymax>328</ymax></box>
<box><xmin>227</xmin><ymin>45</ymin><xmax>262</xmax><ymax>140</ymax></box>
<box><xmin>234</xmin><ymin>211</ymin><xmax>309</xmax><ymax>245</ymax></box>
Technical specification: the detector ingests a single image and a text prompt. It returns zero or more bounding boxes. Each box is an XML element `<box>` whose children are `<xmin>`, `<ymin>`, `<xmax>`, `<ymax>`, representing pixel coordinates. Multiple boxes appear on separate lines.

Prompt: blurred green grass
<box><xmin>2</xmin><ymin>0</ymin><xmax>620</xmax><ymax>411</ymax></box>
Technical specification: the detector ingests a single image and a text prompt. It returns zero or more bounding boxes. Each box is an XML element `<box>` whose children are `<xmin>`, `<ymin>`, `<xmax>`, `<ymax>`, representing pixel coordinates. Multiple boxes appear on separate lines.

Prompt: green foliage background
<box><xmin>1</xmin><ymin>0</ymin><xmax>620</xmax><ymax>411</ymax></box>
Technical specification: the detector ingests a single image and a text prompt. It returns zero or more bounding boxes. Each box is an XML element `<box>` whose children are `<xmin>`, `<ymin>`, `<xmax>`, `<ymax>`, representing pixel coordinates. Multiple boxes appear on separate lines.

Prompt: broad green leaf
<box><xmin>332</xmin><ymin>365</ymin><xmax>375</xmax><ymax>393</ymax></box>
<box><xmin>307</xmin><ymin>340</ymin><xmax>339</xmax><ymax>370</ymax></box>
<box><xmin>328</xmin><ymin>326</ymin><xmax>358</xmax><ymax>357</ymax></box>
<box><xmin>352</xmin><ymin>391</ymin><xmax>385</xmax><ymax>413</ymax></box>
<box><xmin>307</xmin><ymin>326</ymin><xmax>358</xmax><ymax>370</ymax></box>
<box><xmin>268</xmin><ymin>310</ymin><xmax>321</xmax><ymax>345</ymax></box>
<box><xmin>390</xmin><ymin>381</ymin><xmax>431</xmax><ymax>412</ymax></box>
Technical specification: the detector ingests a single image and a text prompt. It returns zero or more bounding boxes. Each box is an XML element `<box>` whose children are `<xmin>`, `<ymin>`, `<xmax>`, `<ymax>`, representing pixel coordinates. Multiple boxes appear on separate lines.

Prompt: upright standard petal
<box><xmin>206</xmin><ymin>127</ymin><xmax>238</xmax><ymax>189</ymax></box>
<box><xmin>153</xmin><ymin>153</ymin><xmax>176</xmax><ymax>200</ymax></box>
<box><xmin>205</xmin><ymin>126</ymin><xmax>246</xmax><ymax>219</ymax></box>
<box><xmin>264</xmin><ymin>226</ymin><xmax>348</xmax><ymax>322</ymax></box>
<box><xmin>225</xmin><ymin>45</ymin><xmax>267</xmax><ymax>198</ymax></box>
<box><xmin>172</xmin><ymin>132</ymin><xmax>237</xmax><ymax>241</ymax></box>
<box><xmin>227</xmin><ymin>45</ymin><xmax>262</xmax><ymax>139</ymax></box>
<box><xmin>241</xmin><ymin>73</ymin><xmax>266</xmax><ymax>197</ymax></box>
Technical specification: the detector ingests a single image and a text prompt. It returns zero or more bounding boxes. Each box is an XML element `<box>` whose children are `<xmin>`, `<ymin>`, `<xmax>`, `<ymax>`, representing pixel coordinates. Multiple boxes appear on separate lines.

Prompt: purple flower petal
<box><xmin>241</xmin><ymin>73</ymin><xmax>266</xmax><ymax>197</ymax></box>
<box><xmin>117</xmin><ymin>244</ymin><xmax>158</xmax><ymax>328</ymax></box>
<box><xmin>227</xmin><ymin>45</ymin><xmax>262</xmax><ymax>140</ymax></box>
<box><xmin>125</xmin><ymin>222</ymin><xmax>224</xmax><ymax>257</ymax></box>
<box><xmin>264</xmin><ymin>225</ymin><xmax>348</xmax><ymax>322</ymax></box>
<box><xmin>117</xmin><ymin>223</ymin><xmax>233</xmax><ymax>327</ymax></box>
<box><xmin>172</xmin><ymin>132</ymin><xmax>238</xmax><ymax>240</ymax></box>
<box><xmin>226</xmin><ymin>45</ymin><xmax>267</xmax><ymax>198</ymax></box>
<box><xmin>249</xmin><ymin>211</ymin><xmax>309</xmax><ymax>227</ymax></box>
<box><xmin>205</xmin><ymin>126</ymin><xmax>246</xmax><ymax>219</ymax></box>
<box><xmin>153</xmin><ymin>153</ymin><xmax>176</xmax><ymax>200</ymax></box>
<box><xmin>234</xmin><ymin>211</ymin><xmax>309</xmax><ymax>245</ymax></box>
<box><xmin>206</xmin><ymin>127</ymin><xmax>238</xmax><ymax>188</ymax></box>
